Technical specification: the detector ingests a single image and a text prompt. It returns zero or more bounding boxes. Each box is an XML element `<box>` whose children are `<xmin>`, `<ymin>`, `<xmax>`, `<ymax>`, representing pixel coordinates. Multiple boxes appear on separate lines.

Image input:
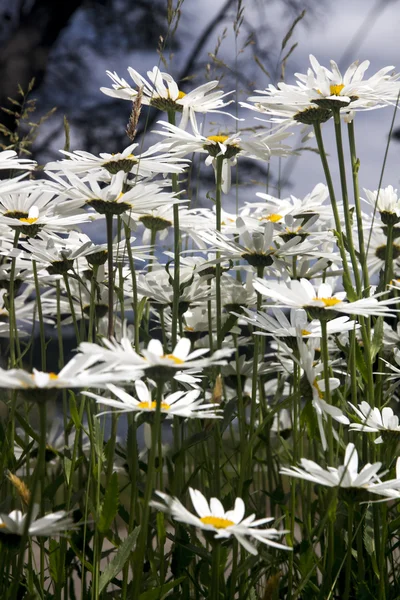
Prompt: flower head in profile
<box><xmin>101</xmin><ymin>65</ymin><xmax>234</xmax><ymax>129</ymax></box>
<box><xmin>349</xmin><ymin>401</ymin><xmax>400</xmax><ymax>444</ymax></box>
<box><xmin>280</xmin><ymin>443</ymin><xmax>400</xmax><ymax>499</ymax></box>
<box><xmin>243</xmin><ymin>55</ymin><xmax>400</xmax><ymax>125</ymax></box>
<box><xmin>0</xmin><ymin>506</ymin><xmax>75</xmax><ymax>538</ymax></box>
<box><xmin>83</xmin><ymin>380</ymin><xmax>222</xmax><ymax>420</ymax></box>
<box><xmin>151</xmin><ymin>488</ymin><xmax>290</xmax><ymax>555</ymax></box>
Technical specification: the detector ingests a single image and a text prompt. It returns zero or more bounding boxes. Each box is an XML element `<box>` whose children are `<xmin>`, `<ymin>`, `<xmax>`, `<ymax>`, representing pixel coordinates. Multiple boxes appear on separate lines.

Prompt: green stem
<box><xmin>32</xmin><ymin>260</ymin><xmax>46</xmax><ymax>370</ymax></box>
<box><xmin>313</xmin><ymin>123</ymin><xmax>354</xmax><ymax>298</ymax></box>
<box><xmin>211</xmin><ymin>542</ymin><xmax>222</xmax><ymax>600</ymax></box>
<box><xmin>7</xmin><ymin>229</ymin><xmax>20</xmax><ymax>367</ymax></box>
<box><xmin>124</xmin><ymin>224</ymin><xmax>140</xmax><ymax>352</ymax></box>
<box><xmin>168</xmin><ymin>110</ymin><xmax>181</xmax><ymax>349</ymax></box>
<box><xmin>10</xmin><ymin>403</ymin><xmax>47</xmax><ymax>600</ymax></box>
<box><xmin>347</xmin><ymin>120</ymin><xmax>370</xmax><ymax>289</ymax></box>
<box><xmin>62</xmin><ymin>273</ymin><xmax>80</xmax><ymax>344</ymax></box>
<box><xmin>215</xmin><ymin>156</ymin><xmax>223</xmax><ymax>349</ymax></box>
<box><xmin>106</xmin><ymin>212</ymin><xmax>114</xmax><ymax>339</ymax></box>
<box><xmin>344</xmin><ymin>501</ymin><xmax>354</xmax><ymax>600</ymax></box>
<box><xmin>332</xmin><ymin>108</ymin><xmax>362</xmax><ymax>295</ymax></box>
<box><xmin>383</xmin><ymin>222</ymin><xmax>394</xmax><ymax>290</ymax></box>
<box><xmin>131</xmin><ymin>381</ymin><xmax>164</xmax><ymax>599</ymax></box>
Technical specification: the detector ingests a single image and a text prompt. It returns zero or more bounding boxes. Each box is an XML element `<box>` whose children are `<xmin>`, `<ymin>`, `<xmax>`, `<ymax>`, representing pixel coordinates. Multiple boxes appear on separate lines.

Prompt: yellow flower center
<box><xmin>162</xmin><ymin>354</ymin><xmax>184</xmax><ymax>365</ymax></box>
<box><xmin>301</xmin><ymin>329</ymin><xmax>311</xmax><ymax>336</ymax></box>
<box><xmin>48</xmin><ymin>373</ymin><xmax>58</xmax><ymax>380</ymax></box>
<box><xmin>137</xmin><ymin>401</ymin><xmax>170</xmax><ymax>410</ymax></box>
<box><xmin>185</xmin><ymin>326</ymin><xmax>194</xmax><ymax>331</ymax></box>
<box><xmin>260</xmin><ymin>214</ymin><xmax>283</xmax><ymax>223</ymax></box>
<box><xmin>0</xmin><ymin>523</ymin><xmax>6</xmax><ymax>529</ymax></box>
<box><xmin>329</xmin><ymin>83</ymin><xmax>345</xmax><ymax>96</ymax></box>
<box><xmin>207</xmin><ymin>135</ymin><xmax>230</xmax><ymax>144</ymax></box>
<box><xmin>313</xmin><ymin>297</ymin><xmax>341</xmax><ymax>307</ymax></box>
<box><xmin>177</xmin><ymin>90</ymin><xmax>186</xmax><ymax>100</ymax></box>
<box><xmin>19</xmin><ymin>217</ymin><xmax>38</xmax><ymax>224</ymax></box>
<box><xmin>200</xmin><ymin>516</ymin><xmax>235</xmax><ymax>529</ymax></box>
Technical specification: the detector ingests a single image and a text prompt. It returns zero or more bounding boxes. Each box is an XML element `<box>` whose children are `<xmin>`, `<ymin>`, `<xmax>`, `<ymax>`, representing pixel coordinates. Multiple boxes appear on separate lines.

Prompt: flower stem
<box><xmin>332</xmin><ymin>108</ymin><xmax>362</xmax><ymax>295</ymax></box>
<box><xmin>106</xmin><ymin>212</ymin><xmax>114</xmax><ymax>339</ymax></box>
<box><xmin>344</xmin><ymin>501</ymin><xmax>354</xmax><ymax>600</ymax></box>
<box><xmin>215</xmin><ymin>155</ymin><xmax>224</xmax><ymax>349</ymax></box>
<box><xmin>313</xmin><ymin>122</ymin><xmax>354</xmax><ymax>299</ymax></box>
<box><xmin>347</xmin><ymin>120</ymin><xmax>370</xmax><ymax>290</ymax></box>
<box><xmin>131</xmin><ymin>381</ymin><xmax>164</xmax><ymax>599</ymax></box>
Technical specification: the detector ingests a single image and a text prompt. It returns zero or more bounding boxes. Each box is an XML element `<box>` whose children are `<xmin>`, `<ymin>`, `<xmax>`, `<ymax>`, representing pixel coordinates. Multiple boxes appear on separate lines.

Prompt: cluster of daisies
<box><xmin>2</xmin><ymin>55</ymin><xmax>400</xmax><ymax>587</ymax></box>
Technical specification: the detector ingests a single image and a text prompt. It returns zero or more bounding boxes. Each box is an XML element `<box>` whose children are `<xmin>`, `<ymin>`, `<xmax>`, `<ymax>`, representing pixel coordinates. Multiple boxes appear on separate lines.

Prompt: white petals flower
<box><xmin>0</xmin><ymin>150</ymin><xmax>36</xmax><ymax>171</ymax></box>
<box><xmin>349</xmin><ymin>401</ymin><xmax>400</xmax><ymax>443</ymax></box>
<box><xmin>253</xmin><ymin>278</ymin><xmax>398</xmax><ymax>318</ymax></box>
<box><xmin>151</xmin><ymin>488</ymin><xmax>290</xmax><ymax>555</ymax></box>
<box><xmin>83</xmin><ymin>381</ymin><xmax>222</xmax><ymax>419</ymax></box>
<box><xmin>101</xmin><ymin>66</ymin><xmax>234</xmax><ymax>129</ymax></box>
<box><xmin>45</xmin><ymin>142</ymin><xmax>189</xmax><ymax>178</ymax></box>
<box><xmin>0</xmin><ymin>506</ymin><xmax>75</xmax><ymax>537</ymax></box>
<box><xmin>78</xmin><ymin>337</ymin><xmax>232</xmax><ymax>377</ymax></box>
<box><xmin>280</xmin><ymin>443</ymin><xmax>400</xmax><ymax>499</ymax></box>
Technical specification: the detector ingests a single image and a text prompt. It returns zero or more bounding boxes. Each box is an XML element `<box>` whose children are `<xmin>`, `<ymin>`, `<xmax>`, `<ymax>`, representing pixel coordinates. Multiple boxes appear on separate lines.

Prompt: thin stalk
<box><xmin>347</xmin><ymin>120</ymin><xmax>370</xmax><ymax>289</ymax></box>
<box><xmin>344</xmin><ymin>501</ymin><xmax>354</xmax><ymax>600</ymax></box>
<box><xmin>106</xmin><ymin>213</ymin><xmax>114</xmax><ymax>339</ymax></box>
<box><xmin>215</xmin><ymin>155</ymin><xmax>224</xmax><ymax>348</ymax></box>
<box><xmin>7</xmin><ymin>229</ymin><xmax>20</xmax><ymax>367</ymax></box>
<box><xmin>168</xmin><ymin>110</ymin><xmax>181</xmax><ymax>348</ymax></box>
<box><xmin>124</xmin><ymin>223</ymin><xmax>140</xmax><ymax>352</ymax></box>
<box><xmin>332</xmin><ymin>108</ymin><xmax>362</xmax><ymax>294</ymax></box>
<box><xmin>383</xmin><ymin>222</ymin><xmax>394</xmax><ymax>290</ymax></box>
<box><xmin>10</xmin><ymin>402</ymin><xmax>47</xmax><ymax>600</ymax></box>
<box><xmin>131</xmin><ymin>381</ymin><xmax>164</xmax><ymax>599</ymax></box>
<box><xmin>32</xmin><ymin>260</ymin><xmax>46</xmax><ymax>370</ymax></box>
<box><xmin>62</xmin><ymin>273</ymin><xmax>80</xmax><ymax>344</ymax></box>
<box><xmin>313</xmin><ymin>123</ymin><xmax>354</xmax><ymax>297</ymax></box>
<box><xmin>211</xmin><ymin>542</ymin><xmax>222</xmax><ymax>600</ymax></box>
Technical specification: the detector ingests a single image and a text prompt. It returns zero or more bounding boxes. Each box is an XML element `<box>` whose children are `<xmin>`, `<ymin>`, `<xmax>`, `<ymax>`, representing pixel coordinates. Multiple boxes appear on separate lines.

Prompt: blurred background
<box><xmin>0</xmin><ymin>0</ymin><xmax>399</xmax><ymax>198</ymax></box>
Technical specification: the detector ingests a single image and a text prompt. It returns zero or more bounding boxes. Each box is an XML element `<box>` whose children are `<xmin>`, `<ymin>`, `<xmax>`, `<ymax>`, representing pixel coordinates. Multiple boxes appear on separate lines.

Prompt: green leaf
<box><xmin>139</xmin><ymin>576</ymin><xmax>186</xmax><ymax>600</ymax></box>
<box><xmin>48</xmin><ymin>540</ymin><xmax>62</xmax><ymax>585</ymax></box>
<box><xmin>98</xmin><ymin>472</ymin><xmax>119</xmax><ymax>533</ymax></box>
<box><xmin>99</xmin><ymin>527</ymin><xmax>140</xmax><ymax>593</ymax></box>
<box><xmin>69</xmin><ymin>392</ymin><xmax>81</xmax><ymax>430</ymax></box>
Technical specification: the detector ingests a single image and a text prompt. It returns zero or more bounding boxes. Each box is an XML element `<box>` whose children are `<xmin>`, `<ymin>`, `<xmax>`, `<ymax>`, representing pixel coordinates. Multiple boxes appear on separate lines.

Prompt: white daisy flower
<box><xmin>151</xmin><ymin>487</ymin><xmax>290</xmax><ymax>555</ymax></box>
<box><xmin>0</xmin><ymin>506</ymin><xmax>75</xmax><ymax>537</ymax></box>
<box><xmin>349</xmin><ymin>401</ymin><xmax>400</xmax><ymax>443</ymax></box>
<box><xmin>0</xmin><ymin>150</ymin><xmax>36</xmax><ymax>171</ymax></box>
<box><xmin>100</xmin><ymin>65</ymin><xmax>235</xmax><ymax>129</ymax></box>
<box><xmin>363</xmin><ymin>185</ymin><xmax>400</xmax><ymax>224</ymax></box>
<box><xmin>280</xmin><ymin>443</ymin><xmax>400</xmax><ymax>499</ymax></box>
<box><xmin>45</xmin><ymin>142</ymin><xmax>189</xmax><ymax>178</ymax></box>
<box><xmin>155</xmin><ymin>120</ymin><xmax>291</xmax><ymax>193</ymax></box>
<box><xmin>50</xmin><ymin>171</ymin><xmax>182</xmax><ymax>216</ymax></box>
<box><xmin>253</xmin><ymin>278</ymin><xmax>398</xmax><ymax>318</ymax></box>
<box><xmin>83</xmin><ymin>381</ymin><xmax>222</xmax><ymax>419</ymax></box>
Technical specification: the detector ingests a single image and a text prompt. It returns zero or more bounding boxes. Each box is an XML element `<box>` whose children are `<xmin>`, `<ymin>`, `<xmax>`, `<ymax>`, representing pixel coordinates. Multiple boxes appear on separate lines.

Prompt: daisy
<box><xmin>45</xmin><ymin>142</ymin><xmax>189</xmax><ymax>178</ymax></box>
<box><xmin>280</xmin><ymin>443</ymin><xmax>400</xmax><ymax>499</ymax></box>
<box><xmin>0</xmin><ymin>354</ymin><xmax>139</xmax><ymax>402</ymax></box>
<box><xmin>151</xmin><ymin>487</ymin><xmax>290</xmax><ymax>554</ymax></box>
<box><xmin>100</xmin><ymin>65</ymin><xmax>235</xmax><ymax>129</ymax></box>
<box><xmin>78</xmin><ymin>336</ymin><xmax>232</xmax><ymax>384</ymax></box>
<box><xmin>0</xmin><ymin>150</ymin><xmax>36</xmax><ymax>171</ymax></box>
<box><xmin>51</xmin><ymin>170</ymin><xmax>182</xmax><ymax>216</ymax></box>
<box><xmin>243</xmin><ymin>55</ymin><xmax>400</xmax><ymax>125</ymax></box>
<box><xmin>253</xmin><ymin>278</ymin><xmax>399</xmax><ymax>319</ymax></box>
<box><xmin>349</xmin><ymin>401</ymin><xmax>400</xmax><ymax>444</ymax></box>
<box><xmin>155</xmin><ymin>120</ymin><xmax>291</xmax><ymax>193</ymax></box>
<box><xmin>363</xmin><ymin>185</ymin><xmax>400</xmax><ymax>225</ymax></box>
<box><xmin>83</xmin><ymin>380</ymin><xmax>222</xmax><ymax>419</ymax></box>
<box><xmin>0</xmin><ymin>506</ymin><xmax>75</xmax><ymax>537</ymax></box>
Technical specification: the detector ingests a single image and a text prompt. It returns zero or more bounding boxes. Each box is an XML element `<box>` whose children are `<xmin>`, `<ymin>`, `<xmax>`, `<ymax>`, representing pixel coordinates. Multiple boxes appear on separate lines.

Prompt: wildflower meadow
<box><xmin>1</xmin><ymin>3</ymin><xmax>400</xmax><ymax>599</ymax></box>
